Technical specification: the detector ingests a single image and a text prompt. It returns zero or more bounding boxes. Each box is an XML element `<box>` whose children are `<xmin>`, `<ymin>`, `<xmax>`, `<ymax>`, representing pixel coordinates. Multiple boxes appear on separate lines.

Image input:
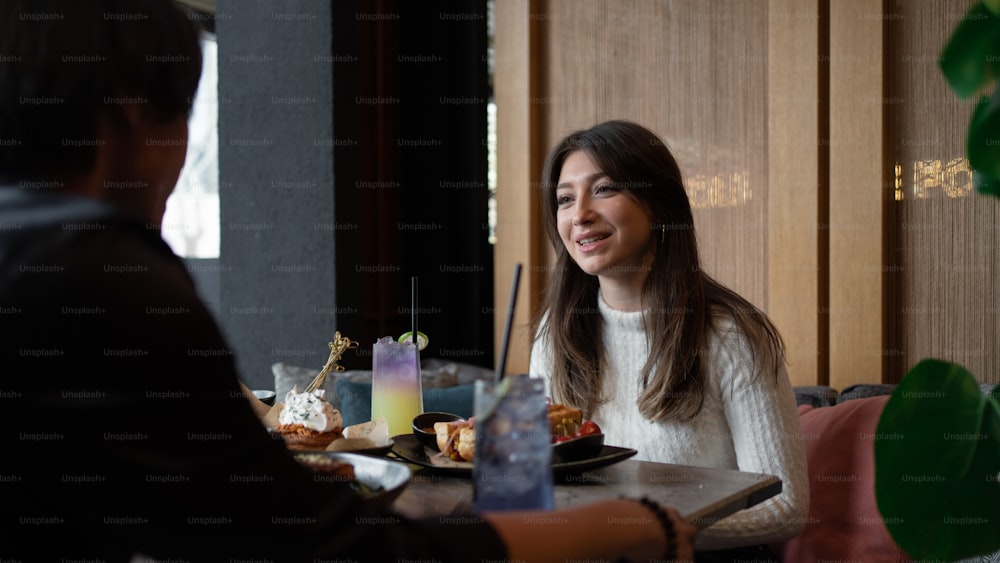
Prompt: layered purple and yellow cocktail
<box><xmin>371</xmin><ymin>336</ymin><xmax>423</xmax><ymax>437</ymax></box>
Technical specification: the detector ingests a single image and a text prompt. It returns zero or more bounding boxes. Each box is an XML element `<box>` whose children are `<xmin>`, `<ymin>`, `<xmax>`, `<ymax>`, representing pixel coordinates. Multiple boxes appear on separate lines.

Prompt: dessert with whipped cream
<box><xmin>275</xmin><ymin>386</ymin><xmax>344</xmax><ymax>449</ymax></box>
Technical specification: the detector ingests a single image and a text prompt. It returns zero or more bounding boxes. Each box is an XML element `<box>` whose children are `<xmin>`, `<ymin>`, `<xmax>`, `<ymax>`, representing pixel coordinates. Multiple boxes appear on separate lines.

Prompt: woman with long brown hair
<box><xmin>530</xmin><ymin>120</ymin><xmax>808</xmax><ymax>561</ymax></box>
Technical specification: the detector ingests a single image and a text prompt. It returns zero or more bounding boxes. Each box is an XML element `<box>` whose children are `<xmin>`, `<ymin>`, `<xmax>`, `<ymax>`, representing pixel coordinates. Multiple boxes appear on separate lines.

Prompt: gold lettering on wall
<box><xmin>686</xmin><ymin>171</ymin><xmax>752</xmax><ymax>209</ymax></box>
<box><xmin>910</xmin><ymin>157</ymin><xmax>973</xmax><ymax>199</ymax></box>
<box><xmin>895</xmin><ymin>163</ymin><xmax>904</xmax><ymax>201</ymax></box>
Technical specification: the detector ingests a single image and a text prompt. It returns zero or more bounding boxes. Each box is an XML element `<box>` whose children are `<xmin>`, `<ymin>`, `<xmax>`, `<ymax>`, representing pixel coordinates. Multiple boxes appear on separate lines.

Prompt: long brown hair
<box><xmin>535</xmin><ymin>120</ymin><xmax>785</xmax><ymax>422</ymax></box>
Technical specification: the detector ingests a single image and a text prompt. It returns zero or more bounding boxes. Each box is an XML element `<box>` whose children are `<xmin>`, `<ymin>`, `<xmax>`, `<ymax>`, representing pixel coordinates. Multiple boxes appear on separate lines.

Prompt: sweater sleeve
<box><xmin>695</xmin><ymin>327</ymin><xmax>809</xmax><ymax>550</ymax></box>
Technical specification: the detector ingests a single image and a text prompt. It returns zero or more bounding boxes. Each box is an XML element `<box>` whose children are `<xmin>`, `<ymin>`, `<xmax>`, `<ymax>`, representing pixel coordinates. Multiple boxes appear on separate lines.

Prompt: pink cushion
<box><xmin>771</xmin><ymin>395</ymin><xmax>911</xmax><ymax>562</ymax></box>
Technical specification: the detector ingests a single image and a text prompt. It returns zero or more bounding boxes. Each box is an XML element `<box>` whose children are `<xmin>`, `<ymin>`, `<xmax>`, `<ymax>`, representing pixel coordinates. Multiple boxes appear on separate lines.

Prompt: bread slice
<box><xmin>456</xmin><ymin>427</ymin><xmax>476</xmax><ymax>461</ymax></box>
<box><xmin>434</xmin><ymin>420</ymin><xmax>475</xmax><ymax>461</ymax></box>
<box><xmin>434</xmin><ymin>421</ymin><xmax>461</xmax><ymax>452</ymax></box>
<box><xmin>548</xmin><ymin>403</ymin><xmax>583</xmax><ymax>438</ymax></box>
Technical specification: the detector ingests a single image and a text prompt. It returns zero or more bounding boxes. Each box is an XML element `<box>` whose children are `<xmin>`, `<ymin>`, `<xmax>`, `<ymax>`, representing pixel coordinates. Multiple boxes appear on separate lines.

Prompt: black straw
<box><xmin>411</xmin><ymin>276</ymin><xmax>418</xmax><ymax>347</ymax></box>
<box><xmin>494</xmin><ymin>263</ymin><xmax>522</xmax><ymax>382</ymax></box>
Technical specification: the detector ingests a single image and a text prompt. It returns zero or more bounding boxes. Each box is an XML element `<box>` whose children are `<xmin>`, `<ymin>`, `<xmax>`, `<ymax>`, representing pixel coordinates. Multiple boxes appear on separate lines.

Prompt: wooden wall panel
<box><xmin>767</xmin><ymin>0</ymin><xmax>825</xmax><ymax>386</ymax></box>
<box><xmin>494</xmin><ymin>0</ymin><xmax>999</xmax><ymax>387</ymax></box>
<box><xmin>526</xmin><ymin>0</ymin><xmax>771</xmax><ymax>341</ymax></box>
<box><xmin>827</xmin><ymin>0</ymin><xmax>888</xmax><ymax>387</ymax></box>
<box><xmin>493</xmin><ymin>0</ymin><xmax>544</xmax><ymax>375</ymax></box>
<box><xmin>495</xmin><ymin>0</ymin><xmax>829</xmax><ymax>386</ymax></box>
<box><xmin>889</xmin><ymin>0</ymin><xmax>1000</xmax><ymax>385</ymax></box>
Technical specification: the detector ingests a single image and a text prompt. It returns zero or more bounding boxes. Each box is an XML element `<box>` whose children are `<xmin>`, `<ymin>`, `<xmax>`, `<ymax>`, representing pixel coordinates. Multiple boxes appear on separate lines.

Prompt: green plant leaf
<box><xmin>875</xmin><ymin>359</ymin><xmax>1000</xmax><ymax>561</ymax></box>
<box><xmin>974</xmin><ymin>170</ymin><xmax>1000</xmax><ymax>198</ymax></box>
<box><xmin>939</xmin><ymin>2</ymin><xmax>1000</xmax><ymax>98</ymax></box>
<box><xmin>986</xmin><ymin>0</ymin><xmax>1000</xmax><ymax>17</ymax></box>
<box><xmin>968</xmin><ymin>90</ymin><xmax>1000</xmax><ymax>179</ymax></box>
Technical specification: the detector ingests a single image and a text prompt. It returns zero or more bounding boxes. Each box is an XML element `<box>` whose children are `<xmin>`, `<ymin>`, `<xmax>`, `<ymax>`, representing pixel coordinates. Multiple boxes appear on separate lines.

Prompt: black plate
<box><xmin>389</xmin><ymin>433</ymin><xmax>637</xmax><ymax>476</ymax></box>
<box><xmin>552</xmin><ymin>433</ymin><xmax>605</xmax><ymax>462</ymax></box>
<box><xmin>325</xmin><ymin>438</ymin><xmax>395</xmax><ymax>457</ymax></box>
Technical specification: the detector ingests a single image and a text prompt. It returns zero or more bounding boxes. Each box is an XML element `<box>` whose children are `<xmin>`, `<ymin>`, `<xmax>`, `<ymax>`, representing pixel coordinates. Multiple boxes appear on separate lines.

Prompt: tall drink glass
<box><xmin>472</xmin><ymin>374</ymin><xmax>554</xmax><ymax>511</ymax></box>
<box><xmin>371</xmin><ymin>336</ymin><xmax>423</xmax><ymax>437</ymax></box>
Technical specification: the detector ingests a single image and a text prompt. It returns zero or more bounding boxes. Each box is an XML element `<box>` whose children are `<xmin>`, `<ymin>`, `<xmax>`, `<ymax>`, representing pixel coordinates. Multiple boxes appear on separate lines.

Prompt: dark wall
<box><xmin>216</xmin><ymin>0</ymin><xmax>336</xmax><ymax>388</ymax></box>
<box><xmin>334</xmin><ymin>0</ymin><xmax>494</xmax><ymax>371</ymax></box>
<box><xmin>215</xmin><ymin>0</ymin><xmax>492</xmax><ymax>387</ymax></box>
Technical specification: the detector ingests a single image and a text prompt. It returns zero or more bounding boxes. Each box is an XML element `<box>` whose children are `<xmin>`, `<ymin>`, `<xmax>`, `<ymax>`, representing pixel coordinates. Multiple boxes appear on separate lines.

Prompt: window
<box><xmin>162</xmin><ymin>33</ymin><xmax>220</xmax><ymax>258</ymax></box>
<box><xmin>486</xmin><ymin>0</ymin><xmax>496</xmax><ymax>245</ymax></box>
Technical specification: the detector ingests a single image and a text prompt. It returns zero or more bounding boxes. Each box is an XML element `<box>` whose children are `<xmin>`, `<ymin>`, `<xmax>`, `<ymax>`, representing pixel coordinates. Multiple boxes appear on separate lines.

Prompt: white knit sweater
<box><xmin>529</xmin><ymin>296</ymin><xmax>809</xmax><ymax>550</ymax></box>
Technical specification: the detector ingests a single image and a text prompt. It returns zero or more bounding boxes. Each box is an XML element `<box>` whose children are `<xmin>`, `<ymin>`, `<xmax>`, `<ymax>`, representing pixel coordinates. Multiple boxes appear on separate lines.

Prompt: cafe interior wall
<box><xmin>186</xmin><ymin>0</ymin><xmax>999</xmax><ymax>389</ymax></box>
<box><xmin>889</xmin><ymin>0</ymin><xmax>1000</xmax><ymax>388</ymax></box>
<box><xmin>495</xmin><ymin>0</ymin><xmax>794</xmax><ymax>381</ymax></box>
<box><xmin>211</xmin><ymin>0</ymin><xmax>493</xmax><ymax>389</ymax></box>
<box><xmin>494</xmin><ymin>0</ymin><xmax>999</xmax><ymax>387</ymax></box>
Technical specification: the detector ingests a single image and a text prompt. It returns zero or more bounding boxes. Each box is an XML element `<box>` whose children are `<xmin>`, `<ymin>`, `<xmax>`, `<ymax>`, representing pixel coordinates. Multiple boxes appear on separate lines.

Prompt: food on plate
<box><xmin>326</xmin><ymin>437</ymin><xmax>376</xmax><ymax>452</ymax></box>
<box><xmin>548</xmin><ymin>403</ymin><xmax>603</xmax><ymax>446</ymax></box>
<box><xmin>293</xmin><ymin>453</ymin><xmax>355</xmax><ymax>481</ymax></box>
<box><xmin>292</xmin><ymin>453</ymin><xmax>387</xmax><ymax>496</ymax></box>
<box><xmin>342</xmin><ymin>416</ymin><xmax>389</xmax><ymax>443</ymax></box>
<box><xmin>577</xmin><ymin>419</ymin><xmax>601</xmax><ymax>436</ymax></box>
<box><xmin>326</xmin><ymin>417</ymin><xmax>390</xmax><ymax>451</ymax></box>
<box><xmin>548</xmin><ymin>403</ymin><xmax>583</xmax><ymax>438</ymax></box>
<box><xmin>434</xmin><ymin>419</ymin><xmax>475</xmax><ymax>461</ymax></box>
<box><xmin>274</xmin><ymin>386</ymin><xmax>343</xmax><ymax>450</ymax></box>
<box><xmin>432</xmin><ymin>403</ymin><xmax>597</xmax><ymax>462</ymax></box>
<box><xmin>277</xmin><ymin>423</ymin><xmax>341</xmax><ymax>449</ymax></box>
<box><xmin>553</xmin><ymin>419</ymin><xmax>603</xmax><ymax>443</ymax></box>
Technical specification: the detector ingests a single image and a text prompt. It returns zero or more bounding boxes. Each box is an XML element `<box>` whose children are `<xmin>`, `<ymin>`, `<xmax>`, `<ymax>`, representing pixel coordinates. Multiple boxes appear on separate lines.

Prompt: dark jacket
<box><xmin>0</xmin><ymin>189</ymin><xmax>504</xmax><ymax>562</ymax></box>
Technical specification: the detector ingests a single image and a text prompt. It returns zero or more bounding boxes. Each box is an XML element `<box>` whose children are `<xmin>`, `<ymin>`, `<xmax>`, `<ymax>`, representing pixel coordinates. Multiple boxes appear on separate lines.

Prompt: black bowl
<box><xmin>412</xmin><ymin>412</ymin><xmax>466</xmax><ymax>451</ymax></box>
<box><xmin>252</xmin><ymin>389</ymin><xmax>276</xmax><ymax>406</ymax></box>
<box><xmin>552</xmin><ymin>433</ymin><xmax>605</xmax><ymax>462</ymax></box>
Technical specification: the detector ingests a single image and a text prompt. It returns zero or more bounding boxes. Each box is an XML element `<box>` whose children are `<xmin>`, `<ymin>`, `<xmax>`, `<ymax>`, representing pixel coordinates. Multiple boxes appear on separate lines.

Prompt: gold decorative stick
<box><xmin>305</xmin><ymin>331</ymin><xmax>358</xmax><ymax>392</ymax></box>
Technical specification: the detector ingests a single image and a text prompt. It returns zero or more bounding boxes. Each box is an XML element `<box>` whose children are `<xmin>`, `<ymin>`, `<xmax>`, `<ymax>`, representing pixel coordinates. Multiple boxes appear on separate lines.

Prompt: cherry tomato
<box><xmin>553</xmin><ymin>434</ymin><xmax>574</xmax><ymax>444</ymax></box>
<box><xmin>576</xmin><ymin>420</ymin><xmax>601</xmax><ymax>437</ymax></box>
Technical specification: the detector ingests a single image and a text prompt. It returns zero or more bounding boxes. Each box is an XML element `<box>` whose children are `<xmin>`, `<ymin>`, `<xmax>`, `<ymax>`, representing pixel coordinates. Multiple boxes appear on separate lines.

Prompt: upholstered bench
<box><xmin>777</xmin><ymin>383</ymin><xmax>998</xmax><ymax>563</ymax></box>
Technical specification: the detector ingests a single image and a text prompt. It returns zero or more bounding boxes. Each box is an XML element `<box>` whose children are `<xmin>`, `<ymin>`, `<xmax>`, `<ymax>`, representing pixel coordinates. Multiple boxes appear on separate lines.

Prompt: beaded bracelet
<box><xmin>623</xmin><ymin>495</ymin><xmax>678</xmax><ymax>561</ymax></box>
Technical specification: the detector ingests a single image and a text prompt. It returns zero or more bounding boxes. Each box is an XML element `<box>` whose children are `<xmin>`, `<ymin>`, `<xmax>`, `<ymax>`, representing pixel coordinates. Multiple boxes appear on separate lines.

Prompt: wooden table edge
<box><xmin>682</xmin><ymin>477</ymin><xmax>783</xmax><ymax>530</ymax></box>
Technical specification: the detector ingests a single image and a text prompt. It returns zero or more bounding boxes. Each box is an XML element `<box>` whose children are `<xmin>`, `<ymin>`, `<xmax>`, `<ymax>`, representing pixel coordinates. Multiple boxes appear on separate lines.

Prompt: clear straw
<box><xmin>494</xmin><ymin>263</ymin><xmax>522</xmax><ymax>382</ymax></box>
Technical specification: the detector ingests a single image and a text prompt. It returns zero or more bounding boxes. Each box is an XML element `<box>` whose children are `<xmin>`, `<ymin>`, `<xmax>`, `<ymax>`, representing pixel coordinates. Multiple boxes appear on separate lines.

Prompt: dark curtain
<box><xmin>332</xmin><ymin>0</ymin><xmax>493</xmax><ymax>371</ymax></box>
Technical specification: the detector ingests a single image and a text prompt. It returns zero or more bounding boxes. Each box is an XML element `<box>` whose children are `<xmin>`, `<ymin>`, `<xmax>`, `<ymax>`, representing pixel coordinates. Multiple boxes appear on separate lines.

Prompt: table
<box><xmin>390</xmin><ymin>456</ymin><xmax>782</xmax><ymax>530</ymax></box>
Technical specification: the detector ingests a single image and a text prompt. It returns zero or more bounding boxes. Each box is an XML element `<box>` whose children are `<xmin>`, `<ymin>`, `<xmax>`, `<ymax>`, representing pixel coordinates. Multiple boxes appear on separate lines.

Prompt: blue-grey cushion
<box><xmin>836</xmin><ymin>384</ymin><xmax>897</xmax><ymax>404</ymax></box>
<box><xmin>793</xmin><ymin>385</ymin><xmax>839</xmax><ymax>408</ymax></box>
<box><xmin>271</xmin><ymin>361</ymin><xmax>461</xmax><ymax>413</ymax></box>
<box><xmin>335</xmin><ymin>377</ymin><xmax>476</xmax><ymax>427</ymax></box>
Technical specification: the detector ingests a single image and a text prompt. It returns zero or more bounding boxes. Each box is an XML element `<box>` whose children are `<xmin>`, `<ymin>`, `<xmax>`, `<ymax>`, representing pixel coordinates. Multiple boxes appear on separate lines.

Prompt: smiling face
<box><xmin>555</xmin><ymin>150</ymin><xmax>656</xmax><ymax>288</ymax></box>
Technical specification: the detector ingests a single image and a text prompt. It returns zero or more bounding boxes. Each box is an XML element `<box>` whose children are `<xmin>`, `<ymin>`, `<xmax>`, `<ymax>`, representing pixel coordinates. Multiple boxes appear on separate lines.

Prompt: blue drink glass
<box><xmin>472</xmin><ymin>374</ymin><xmax>554</xmax><ymax>511</ymax></box>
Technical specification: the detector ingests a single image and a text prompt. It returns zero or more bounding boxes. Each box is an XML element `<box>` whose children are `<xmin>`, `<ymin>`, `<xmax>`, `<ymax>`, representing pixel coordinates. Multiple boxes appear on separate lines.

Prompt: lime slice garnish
<box><xmin>398</xmin><ymin>331</ymin><xmax>429</xmax><ymax>351</ymax></box>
